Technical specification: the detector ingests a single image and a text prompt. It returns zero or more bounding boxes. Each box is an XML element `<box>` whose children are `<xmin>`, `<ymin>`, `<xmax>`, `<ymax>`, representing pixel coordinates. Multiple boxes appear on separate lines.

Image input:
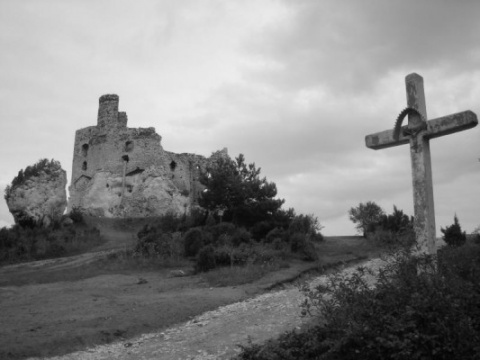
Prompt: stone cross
<box><xmin>365</xmin><ymin>73</ymin><xmax>478</xmax><ymax>255</ymax></box>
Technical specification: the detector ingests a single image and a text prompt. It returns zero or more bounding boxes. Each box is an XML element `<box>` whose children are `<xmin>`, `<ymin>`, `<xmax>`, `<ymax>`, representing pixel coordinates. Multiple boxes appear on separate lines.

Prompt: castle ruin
<box><xmin>68</xmin><ymin>94</ymin><xmax>226</xmax><ymax>218</ymax></box>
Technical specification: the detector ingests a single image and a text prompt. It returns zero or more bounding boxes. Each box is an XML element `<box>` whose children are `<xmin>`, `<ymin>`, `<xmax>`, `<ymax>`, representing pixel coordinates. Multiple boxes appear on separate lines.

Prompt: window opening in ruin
<box><xmin>170</xmin><ymin>161</ymin><xmax>177</xmax><ymax>171</ymax></box>
<box><xmin>82</xmin><ymin>144</ymin><xmax>89</xmax><ymax>157</ymax></box>
<box><xmin>122</xmin><ymin>155</ymin><xmax>129</xmax><ymax>162</ymax></box>
<box><xmin>106</xmin><ymin>184</ymin><xmax>109</xmax><ymax>188</ymax></box>
<box><xmin>82</xmin><ymin>161</ymin><xmax>87</xmax><ymax>171</ymax></box>
<box><xmin>125</xmin><ymin>141</ymin><xmax>134</xmax><ymax>152</ymax></box>
<box><xmin>126</xmin><ymin>168</ymin><xmax>145</xmax><ymax>177</ymax></box>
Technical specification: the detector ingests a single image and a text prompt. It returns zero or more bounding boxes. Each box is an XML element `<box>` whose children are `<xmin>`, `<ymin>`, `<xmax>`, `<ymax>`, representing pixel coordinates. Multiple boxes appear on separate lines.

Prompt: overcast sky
<box><xmin>1</xmin><ymin>0</ymin><xmax>479</xmax><ymax>235</ymax></box>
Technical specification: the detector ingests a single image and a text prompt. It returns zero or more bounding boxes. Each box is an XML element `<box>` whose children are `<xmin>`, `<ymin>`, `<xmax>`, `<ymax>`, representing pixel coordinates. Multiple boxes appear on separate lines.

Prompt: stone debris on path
<box><xmin>28</xmin><ymin>257</ymin><xmax>386</xmax><ymax>360</ymax></box>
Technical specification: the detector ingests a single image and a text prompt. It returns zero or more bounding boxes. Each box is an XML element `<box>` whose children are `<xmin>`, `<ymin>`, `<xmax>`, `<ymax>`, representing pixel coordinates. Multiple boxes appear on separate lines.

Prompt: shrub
<box><xmin>250</xmin><ymin>221</ymin><xmax>275</xmax><ymax>241</ymax></box>
<box><xmin>289</xmin><ymin>233</ymin><xmax>318</xmax><ymax>261</ymax></box>
<box><xmin>181</xmin><ymin>207</ymin><xmax>207</xmax><ymax>229</ymax></box>
<box><xmin>69</xmin><ymin>207</ymin><xmax>85</xmax><ymax>224</ymax></box>
<box><xmin>183</xmin><ymin>227</ymin><xmax>205</xmax><ymax>257</ymax></box>
<box><xmin>265</xmin><ymin>227</ymin><xmax>287</xmax><ymax>244</ymax></box>
<box><xmin>271</xmin><ymin>238</ymin><xmax>287</xmax><ymax>251</ymax></box>
<box><xmin>474</xmin><ymin>226</ymin><xmax>480</xmax><ymax>244</ymax></box>
<box><xmin>237</xmin><ymin>244</ymin><xmax>480</xmax><ymax>359</ymax></box>
<box><xmin>288</xmin><ymin>214</ymin><xmax>323</xmax><ymax>238</ymax></box>
<box><xmin>195</xmin><ymin>245</ymin><xmax>216</xmax><ymax>272</ymax></box>
<box><xmin>134</xmin><ymin>231</ymin><xmax>181</xmax><ymax>259</ymax></box>
<box><xmin>210</xmin><ymin>244</ymin><xmax>253</xmax><ymax>268</ymax></box>
<box><xmin>231</xmin><ymin>227</ymin><xmax>252</xmax><ymax>247</ymax></box>
<box><xmin>206</xmin><ymin>222</ymin><xmax>236</xmax><ymax>244</ymax></box>
<box><xmin>289</xmin><ymin>232</ymin><xmax>306</xmax><ymax>253</ymax></box>
<box><xmin>156</xmin><ymin>211</ymin><xmax>183</xmax><ymax>233</ymax></box>
<box><xmin>441</xmin><ymin>214</ymin><xmax>467</xmax><ymax>247</ymax></box>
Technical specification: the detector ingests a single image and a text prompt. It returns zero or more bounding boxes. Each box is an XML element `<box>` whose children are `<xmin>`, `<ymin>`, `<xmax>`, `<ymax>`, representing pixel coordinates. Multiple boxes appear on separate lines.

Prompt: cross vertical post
<box><xmin>405</xmin><ymin>74</ymin><xmax>436</xmax><ymax>255</ymax></box>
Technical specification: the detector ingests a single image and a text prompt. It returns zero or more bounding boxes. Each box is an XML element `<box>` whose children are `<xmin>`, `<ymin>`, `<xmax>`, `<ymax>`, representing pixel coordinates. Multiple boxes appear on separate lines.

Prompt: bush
<box><xmin>289</xmin><ymin>233</ymin><xmax>318</xmax><ymax>261</ymax></box>
<box><xmin>265</xmin><ymin>227</ymin><xmax>287</xmax><ymax>244</ymax></box>
<box><xmin>250</xmin><ymin>221</ymin><xmax>275</xmax><ymax>241</ymax></box>
<box><xmin>288</xmin><ymin>214</ymin><xmax>324</xmax><ymax>240</ymax></box>
<box><xmin>378</xmin><ymin>205</ymin><xmax>414</xmax><ymax>233</ymax></box>
<box><xmin>206</xmin><ymin>222</ymin><xmax>236</xmax><ymax>244</ymax></box>
<box><xmin>195</xmin><ymin>245</ymin><xmax>216</xmax><ymax>272</ymax></box>
<box><xmin>183</xmin><ymin>228</ymin><xmax>205</xmax><ymax>257</ymax></box>
<box><xmin>156</xmin><ymin>211</ymin><xmax>183</xmax><ymax>233</ymax></box>
<box><xmin>474</xmin><ymin>226</ymin><xmax>480</xmax><ymax>244</ymax></box>
<box><xmin>181</xmin><ymin>207</ymin><xmax>207</xmax><ymax>229</ymax></box>
<box><xmin>69</xmin><ymin>207</ymin><xmax>85</xmax><ymax>224</ymax></box>
<box><xmin>231</xmin><ymin>227</ymin><xmax>252</xmax><ymax>247</ymax></box>
<box><xmin>237</xmin><ymin>243</ymin><xmax>480</xmax><ymax>359</ymax></box>
<box><xmin>134</xmin><ymin>231</ymin><xmax>183</xmax><ymax>259</ymax></box>
<box><xmin>441</xmin><ymin>214</ymin><xmax>467</xmax><ymax>247</ymax></box>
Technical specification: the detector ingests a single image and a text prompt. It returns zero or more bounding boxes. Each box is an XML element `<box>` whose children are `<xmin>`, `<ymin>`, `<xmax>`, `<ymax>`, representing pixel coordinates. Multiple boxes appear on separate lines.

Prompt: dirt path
<box><xmin>28</xmin><ymin>258</ymin><xmax>385</xmax><ymax>360</ymax></box>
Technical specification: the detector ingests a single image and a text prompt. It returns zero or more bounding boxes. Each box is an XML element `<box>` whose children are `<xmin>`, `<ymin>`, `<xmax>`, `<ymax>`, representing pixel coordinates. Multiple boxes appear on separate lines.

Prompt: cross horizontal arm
<box><xmin>365</xmin><ymin>110</ymin><xmax>478</xmax><ymax>150</ymax></box>
<box><xmin>365</xmin><ymin>128</ymin><xmax>409</xmax><ymax>150</ymax></box>
<box><xmin>425</xmin><ymin>110</ymin><xmax>477</xmax><ymax>140</ymax></box>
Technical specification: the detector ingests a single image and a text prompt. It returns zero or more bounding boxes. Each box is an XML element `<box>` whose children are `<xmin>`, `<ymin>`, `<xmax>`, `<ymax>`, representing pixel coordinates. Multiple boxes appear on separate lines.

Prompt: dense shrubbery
<box><xmin>236</xmin><ymin>239</ymin><xmax>480</xmax><ymax>360</ymax></box>
<box><xmin>0</xmin><ymin>216</ymin><xmax>103</xmax><ymax>264</ymax></box>
<box><xmin>134</xmin><ymin>209</ymin><xmax>324</xmax><ymax>274</ymax></box>
<box><xmin>441</xmin><ymin>214</ymin><xmax>467</xmax><ymax>247</ymax></box>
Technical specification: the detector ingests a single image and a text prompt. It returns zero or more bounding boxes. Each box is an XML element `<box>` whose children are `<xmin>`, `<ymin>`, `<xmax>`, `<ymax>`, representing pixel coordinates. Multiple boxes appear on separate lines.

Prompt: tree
<box><xmin>199</xmin><ymin>153</ymin><xmax>284</xmax><ymax>227</ymax></box>
<box><xmin>379</xmin><ymin>205</ymin><xmax>414</xmax><ymax>233</ymax></box>
<box><xmin>348</xmin><ymin>201</ymin><xmax>385</xmax><ymax>237</ymax></box>
<box><xmin>441</xmin><ymin>214</ymin><xmax>466</xmax><ymax>247</ymax></box>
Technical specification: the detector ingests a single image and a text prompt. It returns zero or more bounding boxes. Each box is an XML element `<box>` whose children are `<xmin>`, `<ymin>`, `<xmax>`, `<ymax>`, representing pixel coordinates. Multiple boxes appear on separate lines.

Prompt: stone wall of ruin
<box><xmin>68</xmin><ymin>94</ymin><xmax>223</xmax><ymax>218</ymax></box>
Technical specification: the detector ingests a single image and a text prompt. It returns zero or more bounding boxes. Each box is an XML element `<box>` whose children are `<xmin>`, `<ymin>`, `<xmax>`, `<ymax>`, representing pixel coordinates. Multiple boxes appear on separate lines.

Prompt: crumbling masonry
<box><xmin>68</xmin><ymin>94</ymin><xmax>226</xmax><ymax>217</ymax></box>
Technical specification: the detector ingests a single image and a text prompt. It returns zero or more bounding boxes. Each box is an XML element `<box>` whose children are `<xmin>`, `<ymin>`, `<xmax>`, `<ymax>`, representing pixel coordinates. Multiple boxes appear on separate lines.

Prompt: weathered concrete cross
<box><xmin>365</xmin><ymin>73</ymin><xmax>478</xmax><ymax>255</ymax></box>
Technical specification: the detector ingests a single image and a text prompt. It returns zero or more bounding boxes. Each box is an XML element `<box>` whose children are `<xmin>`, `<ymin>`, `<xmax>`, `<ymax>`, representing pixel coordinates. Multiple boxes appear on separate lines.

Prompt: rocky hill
<box><xmin>5</xmin><ymin>159</ymin><xmax>67</xmax><ymax>227</ymax></box>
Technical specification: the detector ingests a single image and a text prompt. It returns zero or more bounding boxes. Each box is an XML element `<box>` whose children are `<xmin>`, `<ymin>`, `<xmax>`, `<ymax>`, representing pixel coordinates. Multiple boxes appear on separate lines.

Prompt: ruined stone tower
<box><xmin>68</xmin><ymin>94</ymin><xmax>226</xmax><ymax>218</ymax></box>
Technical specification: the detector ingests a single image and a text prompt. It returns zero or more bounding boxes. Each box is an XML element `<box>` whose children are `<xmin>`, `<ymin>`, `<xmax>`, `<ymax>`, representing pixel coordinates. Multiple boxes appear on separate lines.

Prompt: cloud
<box><xmin>243</xmin><ymin>0</ymin><xmax>480</xmax><ymax>93</ymax></box>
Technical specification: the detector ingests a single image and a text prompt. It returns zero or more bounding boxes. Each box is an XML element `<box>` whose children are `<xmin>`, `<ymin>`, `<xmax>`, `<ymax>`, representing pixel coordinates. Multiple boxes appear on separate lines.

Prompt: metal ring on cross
<box><xmin>393</xmin><ymin>107</ymin><xmax>427</xmax><ymax>141</ymax></box>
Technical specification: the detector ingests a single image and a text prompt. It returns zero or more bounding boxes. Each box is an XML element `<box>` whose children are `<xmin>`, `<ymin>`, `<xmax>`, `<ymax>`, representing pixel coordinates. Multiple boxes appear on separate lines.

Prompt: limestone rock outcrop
<box><xmin>68</xmin><ymin>94</ymin><xmax>227</xmax><ymax>218</ymax></box>
<box><xmin>5</xmin><ymin>159</ymin><xmax>67</xmax><ymax>227</ymax></box>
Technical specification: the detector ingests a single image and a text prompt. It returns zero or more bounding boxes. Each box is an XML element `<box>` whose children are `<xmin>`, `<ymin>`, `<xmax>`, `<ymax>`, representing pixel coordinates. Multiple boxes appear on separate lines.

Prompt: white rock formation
<box><xmin>5</xmin><ymin>161</ymin><xmax>67</xmax><ymax>227</ymax></box>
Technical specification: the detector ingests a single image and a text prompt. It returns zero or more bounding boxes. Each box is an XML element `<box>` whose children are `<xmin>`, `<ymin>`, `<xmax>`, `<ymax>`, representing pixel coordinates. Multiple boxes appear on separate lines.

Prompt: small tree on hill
<box><xmin>348</xmin><ymin>201</ymin><xmax>384</xmax><ymax>237</ymax></box>
<box><xmin>199</xmin><ymin>153</ymin><xmax>284</xmax><ymax>227</ymax></box>
<box><xmin>441</xmin><ymin>214</ymin><xmax>466</xmax><ymax>247</ymax></box>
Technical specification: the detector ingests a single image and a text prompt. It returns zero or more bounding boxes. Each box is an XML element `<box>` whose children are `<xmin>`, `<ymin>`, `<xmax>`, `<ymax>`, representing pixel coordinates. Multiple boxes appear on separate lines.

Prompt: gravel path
<box><xmin>29</xmin><ymin>257</ymin><xmax>386</xmax><ymax>360</ymax></box>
